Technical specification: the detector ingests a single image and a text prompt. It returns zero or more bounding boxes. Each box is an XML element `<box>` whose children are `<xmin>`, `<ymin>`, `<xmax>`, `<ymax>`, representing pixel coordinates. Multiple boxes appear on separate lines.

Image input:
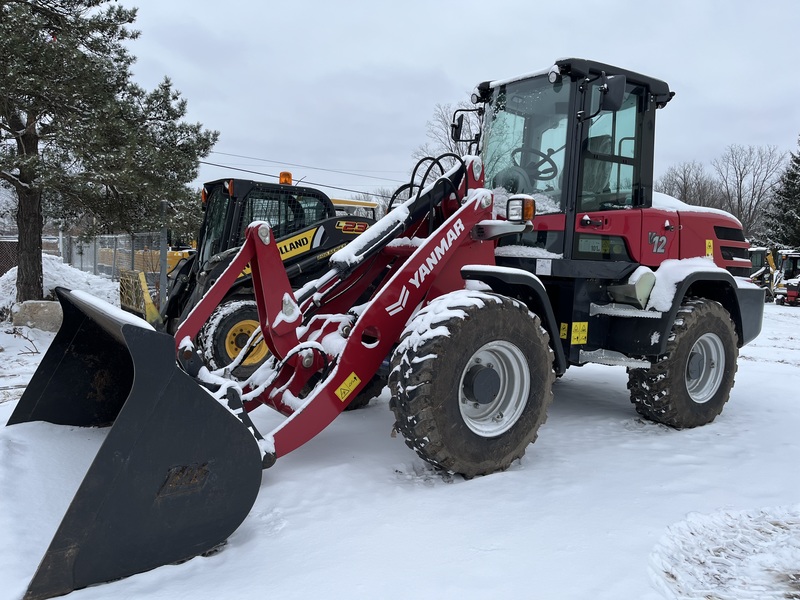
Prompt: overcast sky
<box><xmin>126</xmin><ymin>0</ymin><xmax>800</xmax><ymax>199</ymax></box>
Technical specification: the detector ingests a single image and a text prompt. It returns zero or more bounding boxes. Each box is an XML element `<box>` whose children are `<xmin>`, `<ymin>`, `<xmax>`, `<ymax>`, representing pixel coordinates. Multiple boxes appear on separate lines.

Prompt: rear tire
<box><xmin>198</xmin><ymin>299</ymin><xmax>269</xmax><ymax>380</ymax></box>
<box><xmin>389</xmin><ymin>291</ymin><xmax>554</xmax><ymax>478</ymax></box>
<box><xmin>627</xmin><ymin>298</ymin><xmax>738</xmax><ymax>428</ymax></box>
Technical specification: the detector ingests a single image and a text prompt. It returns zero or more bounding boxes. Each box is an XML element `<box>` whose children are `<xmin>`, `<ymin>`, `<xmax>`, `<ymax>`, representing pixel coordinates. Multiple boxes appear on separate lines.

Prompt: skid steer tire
<box><xmin>199</xmin><ymin>299</ymin><xmax>268</xmax><ymax>380</ymax></box>
<box><xmin>389</xmin><ymin>291</ymin><xmax>554</xmax><ymax>478</ymax></box>
<box><xmin>627</xmin><ymin>298</ymin><xmax>738</xmax><ymax>428</ymax></box>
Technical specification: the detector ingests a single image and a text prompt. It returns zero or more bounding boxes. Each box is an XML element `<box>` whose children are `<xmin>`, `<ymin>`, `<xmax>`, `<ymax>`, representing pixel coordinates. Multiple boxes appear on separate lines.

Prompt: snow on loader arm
<box><xmin>6</xmin><ymin>288</ymin><xmax>264</xmax><ymax>600</ymax></box>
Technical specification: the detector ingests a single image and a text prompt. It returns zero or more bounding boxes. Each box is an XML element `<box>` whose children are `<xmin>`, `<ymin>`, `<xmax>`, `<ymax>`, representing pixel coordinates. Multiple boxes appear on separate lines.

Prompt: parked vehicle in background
<box><xmin>775</xmin><ymin>250</ymin><xmax>800</xmax><ymax>305</ymax></box>
<box><xmin>120</xmin><ymin>174</ymin><xmax>377</xmax><ymax>377</ymax></box>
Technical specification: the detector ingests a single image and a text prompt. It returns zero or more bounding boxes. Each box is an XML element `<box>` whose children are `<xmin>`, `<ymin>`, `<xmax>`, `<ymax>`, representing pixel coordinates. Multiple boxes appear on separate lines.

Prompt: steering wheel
<box><xmin>511</xmin><ymin>147</ymin><xmax>558</xmax><ymax>181</ymax></box>
<box><xmin>492</xmin><ymin>165</ymin><xmax>533</xmax><ymax>194</ymax></box>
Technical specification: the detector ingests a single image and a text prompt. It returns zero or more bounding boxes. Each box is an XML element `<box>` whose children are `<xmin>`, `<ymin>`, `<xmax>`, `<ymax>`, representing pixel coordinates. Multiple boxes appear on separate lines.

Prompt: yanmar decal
<box><xmin>385</xmin><ymin>218</ymin><xmax>465</xmax><ymax>315</ymax></box>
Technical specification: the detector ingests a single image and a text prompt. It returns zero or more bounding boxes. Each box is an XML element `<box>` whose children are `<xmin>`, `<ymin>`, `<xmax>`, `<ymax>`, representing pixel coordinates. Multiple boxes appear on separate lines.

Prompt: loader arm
<box><xmin>175</xmin><ymin>160</ymin><xmax>469</xmax><ymax>361</ymax></box>
<box><xmin>175</xmin><ymin>157</ymin><xmax>496</xmax><ymax>461</ymax></box>
<box><xmin>176</xmin><ymin>220</ymin><xmax>304</xmax><ymax>361</ymax></box>
<box><xmin>264</xmin><ymin>190</ymin><xmax>495</xmax><ymax>458</ymax></box>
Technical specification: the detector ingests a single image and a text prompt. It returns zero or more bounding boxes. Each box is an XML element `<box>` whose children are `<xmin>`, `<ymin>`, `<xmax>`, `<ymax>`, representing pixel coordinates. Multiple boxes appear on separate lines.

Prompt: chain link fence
<box><xmin>0</xmin><ymin>236</ymin><xmax>62</xmax><ymax>277</ymax></box>
<box><xmin>0</xmin><ymin>233</ymin><xmax>168</xmax><ymax>281</ymax></box>
<box><xmin>1</xmin><ymin>232</ymin><xmax>186</xmax><ymax>316</ymax></box>
<box><xmin>63</xmin><ymin>232</ymin><xmax>165</xmax><ymax>279</ymax></box>
<box><xmin>63</xmin><ymin>232</ymin><xmax>175</xmax><ymax>314</ymax></box>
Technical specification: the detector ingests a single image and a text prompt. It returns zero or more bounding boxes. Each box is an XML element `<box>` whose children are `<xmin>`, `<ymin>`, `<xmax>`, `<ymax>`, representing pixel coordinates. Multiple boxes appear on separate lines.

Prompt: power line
<box><xmin>209</xmin><ymin>151</ymin><xmax>407</xmax><ymax>184</ymax></box>
<box><xmin>198</xmin><ymin>161</ymin><xmax>395</xmax><ymax>199</ymax></box>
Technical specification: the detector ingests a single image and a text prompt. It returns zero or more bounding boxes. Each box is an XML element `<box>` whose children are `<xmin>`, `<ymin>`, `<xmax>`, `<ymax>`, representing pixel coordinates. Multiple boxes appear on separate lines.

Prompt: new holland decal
<box><xmin>277</xmin><ymin>226</ymin><xmax>324</xmax><ymax>261</ymax></box>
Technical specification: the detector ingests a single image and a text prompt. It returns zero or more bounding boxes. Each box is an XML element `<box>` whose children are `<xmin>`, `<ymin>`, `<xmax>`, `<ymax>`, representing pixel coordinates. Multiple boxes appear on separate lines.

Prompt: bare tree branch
<box><xmin>712</xmin><ymin>144</ymin><xmax>785</xmax><ymax>237</ymax></box>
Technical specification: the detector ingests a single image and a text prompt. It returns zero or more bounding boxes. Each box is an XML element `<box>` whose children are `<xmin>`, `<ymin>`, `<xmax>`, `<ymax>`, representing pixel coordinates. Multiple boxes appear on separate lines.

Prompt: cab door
<box><xmin>571</xmin><ymin>80</ymin><xmax>650</xmax><ymax>265</ymax></box>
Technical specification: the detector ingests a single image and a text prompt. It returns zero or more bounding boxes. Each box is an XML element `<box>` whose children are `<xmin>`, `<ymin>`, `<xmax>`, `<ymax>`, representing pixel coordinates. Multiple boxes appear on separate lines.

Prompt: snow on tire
<box><xmin>198</xmin><ymin>299</ymin><xmax>268</xmax><ymax>380</ymax></box>
<box><xmin>388</xmin><ymin>290</ymin><xmax>554</xmax><ymax>478</ymax></box>
<box><xmin>628</xmin><ymin>298</ymin><xmax>738</xmax><ymax>428</ymax></box>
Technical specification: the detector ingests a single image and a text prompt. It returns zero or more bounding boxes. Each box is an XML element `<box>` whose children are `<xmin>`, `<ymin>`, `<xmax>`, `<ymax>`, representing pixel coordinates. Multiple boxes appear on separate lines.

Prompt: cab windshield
<box><xmin>197</xmin><ymin>187</ymin><xmax>230</xmax><ymax>266</ymax></box>
<box><xmin>482</xmin><ymin>75</ymin><xmax>573</xmax><ymax>215</ymax></box>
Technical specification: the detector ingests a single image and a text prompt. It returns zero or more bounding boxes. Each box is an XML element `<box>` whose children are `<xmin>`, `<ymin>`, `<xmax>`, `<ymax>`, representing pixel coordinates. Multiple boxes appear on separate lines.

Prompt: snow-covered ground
<box><xmin>1</xmin><ymin>260</ymin><xmax>799</xmax><ymax>600</ymax></box>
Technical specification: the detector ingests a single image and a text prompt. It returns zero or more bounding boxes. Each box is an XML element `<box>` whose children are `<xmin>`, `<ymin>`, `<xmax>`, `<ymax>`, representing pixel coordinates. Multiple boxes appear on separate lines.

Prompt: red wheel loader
<box><xmin>6</xmin><ymin>58</ymin><xmax>764</xmax><ymax>599</ymax></box>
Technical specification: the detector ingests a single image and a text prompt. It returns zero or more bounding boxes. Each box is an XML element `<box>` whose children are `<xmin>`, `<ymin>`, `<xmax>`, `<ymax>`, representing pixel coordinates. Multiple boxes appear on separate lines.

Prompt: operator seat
<box><xmin>285</xmin><ymin>196</ymin><xmax>306</xmax><ymax>235</ymax></box>
<box><xmin>582</xmin><ymin>134</ymin><xmax>613</xmax><ymax>194</ymax></box>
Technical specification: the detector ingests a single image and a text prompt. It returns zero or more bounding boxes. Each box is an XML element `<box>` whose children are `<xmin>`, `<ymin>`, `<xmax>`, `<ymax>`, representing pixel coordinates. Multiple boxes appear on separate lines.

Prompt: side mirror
<box><xmin>450</xmin><ymin>114</ymin><xmax>465</xmax><ymax>142</ymax></box>
<box><xmin>601</xmin><ymin>74</ymin><xmax>626</xmax><ymax>112</ymax></box>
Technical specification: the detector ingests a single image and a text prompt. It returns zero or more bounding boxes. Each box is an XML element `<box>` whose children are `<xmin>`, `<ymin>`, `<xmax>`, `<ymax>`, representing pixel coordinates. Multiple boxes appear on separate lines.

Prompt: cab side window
<box><xmin>578</xmin><ymin>84</ymin><xmax>644</xmax><ymax>211</ymax></box>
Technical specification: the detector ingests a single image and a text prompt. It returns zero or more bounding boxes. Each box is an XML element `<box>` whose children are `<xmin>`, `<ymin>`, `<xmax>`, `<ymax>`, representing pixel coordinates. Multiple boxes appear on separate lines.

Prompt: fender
<box><xmin>600</xmin><ymin>269</ymin><xmax>764</xmax><ymax>359</ymax></box>
<box><xmin>664</xmin><ymin>270</ymin><xmax>764</xmax><ymax>349</ymax></box>
<box><xmin>461</xmin><ymin>265</ymin><xmax>567</xmax><ymax>376</ymax></box>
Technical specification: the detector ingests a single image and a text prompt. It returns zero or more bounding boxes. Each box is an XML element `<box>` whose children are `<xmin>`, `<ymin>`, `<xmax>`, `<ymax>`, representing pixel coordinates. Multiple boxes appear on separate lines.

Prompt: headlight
<box><xmin>506</xmin><ymin>195</ymin><xmax>536</xmax><ymax>223</ymax></box>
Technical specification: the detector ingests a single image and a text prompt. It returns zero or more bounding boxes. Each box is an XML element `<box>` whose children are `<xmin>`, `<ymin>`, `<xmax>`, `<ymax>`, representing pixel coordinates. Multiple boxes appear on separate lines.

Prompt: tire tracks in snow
<box><xmin>650</xmin><ymin>505</ymin><xmax>800</xmax><ymax>599</ymax></box>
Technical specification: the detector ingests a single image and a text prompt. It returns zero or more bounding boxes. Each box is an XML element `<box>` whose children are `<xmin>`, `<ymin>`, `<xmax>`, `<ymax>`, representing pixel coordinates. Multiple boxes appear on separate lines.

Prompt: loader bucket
<box><xmin>7</xmin><ymin>288</ymin><xmax>263</xmax><ymax>600</ymax></box>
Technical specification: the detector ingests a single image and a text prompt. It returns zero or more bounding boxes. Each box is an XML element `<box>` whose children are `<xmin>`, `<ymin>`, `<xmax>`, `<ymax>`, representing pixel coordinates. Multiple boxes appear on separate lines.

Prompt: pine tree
<box><xmin>0</xmin><ymin>1</ymin><xmax>218</xmax><ymax>301</ymax></box>
<box><xmin>766</xmin><ymin>137</ymin><xmax>800</xmax><ymax>248</ymax></box>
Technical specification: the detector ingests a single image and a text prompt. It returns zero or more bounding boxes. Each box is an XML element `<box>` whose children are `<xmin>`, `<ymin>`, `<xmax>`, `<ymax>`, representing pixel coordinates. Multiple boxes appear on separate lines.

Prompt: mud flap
<box><xmin>7</xmin><ymin>289</ymin><xmax>263</xmax><ymax>600</ymax></box>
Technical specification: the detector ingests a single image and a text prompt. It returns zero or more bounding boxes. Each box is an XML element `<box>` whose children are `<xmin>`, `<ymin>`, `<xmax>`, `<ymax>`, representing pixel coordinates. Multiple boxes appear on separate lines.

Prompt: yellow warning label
<box><xmin>335</xmin><ymin>372</ymin><xmax>362</xmax><ymax>402</ymax></box>
<box><xmin>560</xmin><ymin>323</ymin><xmax>568</xmax><ymax>340</ymax></box>
<box><xmin>705</xmin><ymin>239</ymin><xmax>714</xmax><ymax>257</ymax></box>
<box><xmin>571</xmin><ymin>322</ymin><xmax>588</xmax><ymax>345</ymax></box>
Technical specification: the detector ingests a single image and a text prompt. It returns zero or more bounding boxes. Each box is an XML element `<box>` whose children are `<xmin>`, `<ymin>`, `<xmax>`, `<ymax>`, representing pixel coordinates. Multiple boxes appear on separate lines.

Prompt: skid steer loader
<box><xmin>7</xmin><ymin>58</ymin><xmax>764</xmax><ymax>600</ymax></box>
<box><xmin>120</xmin><ymin>174</ymin><xmax>378</xmax><ymax>378</ymax></box>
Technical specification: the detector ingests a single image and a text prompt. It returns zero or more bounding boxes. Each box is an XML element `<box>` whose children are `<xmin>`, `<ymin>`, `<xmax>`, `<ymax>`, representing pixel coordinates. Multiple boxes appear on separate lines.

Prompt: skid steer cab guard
<box><xmin>7</xmin><ymin>288</ymin><xmax>263</xmax><ymax>600</ymax></box>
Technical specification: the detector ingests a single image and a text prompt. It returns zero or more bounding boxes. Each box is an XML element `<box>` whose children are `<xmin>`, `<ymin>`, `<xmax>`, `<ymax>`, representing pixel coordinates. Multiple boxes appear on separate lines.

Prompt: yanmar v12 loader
<box><xmin>7</xmin><ymin>58</ymin><xmax>764</xmax><ymax>599</ymax></box>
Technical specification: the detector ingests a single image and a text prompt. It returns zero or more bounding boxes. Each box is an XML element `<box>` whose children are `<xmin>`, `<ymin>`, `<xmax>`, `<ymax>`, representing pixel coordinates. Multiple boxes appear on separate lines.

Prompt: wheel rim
<box><xmin>223</xmin><ymin>319</ymin><xmax>268</xmax><ymax>367</ymax></box>
<box><xmin>458</xmin><ymin>341</ymin><xmax>530</xmax><ymax>437</ymax></box>
<box><xmin>684</xmin><ymin>332</ymin><xmax>725</xmax><ymax>404</ymax></box>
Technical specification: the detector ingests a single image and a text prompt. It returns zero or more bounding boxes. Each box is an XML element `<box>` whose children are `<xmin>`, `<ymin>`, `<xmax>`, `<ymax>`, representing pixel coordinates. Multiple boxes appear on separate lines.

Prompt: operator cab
<box><xmin>472</xmin><ymin>58</ymin><xmax>673</xmax><ymax>263</ymax></box>
<box><xmin>197</xmin><ymin>179</ymin><xmax>334</xmax><ymax>268</ymax></box>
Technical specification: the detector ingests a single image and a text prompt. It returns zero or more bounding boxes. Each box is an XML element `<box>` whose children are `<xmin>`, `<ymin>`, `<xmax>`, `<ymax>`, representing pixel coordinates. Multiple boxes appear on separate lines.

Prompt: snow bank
<box><xmin>0</xmin><ymin>254</ymin><xmax>119</xmax><ymax>319</ymax></box>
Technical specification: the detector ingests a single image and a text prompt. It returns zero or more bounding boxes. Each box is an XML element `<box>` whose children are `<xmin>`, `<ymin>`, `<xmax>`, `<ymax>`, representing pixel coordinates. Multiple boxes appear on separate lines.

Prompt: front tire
<box><xmin>389</xmin><ymin>292</ymin><xmax>554</xmax><ymax>478</ymax></box>
<box><xmin>627</xmin><ymin>298</ymin><xmax>738</xmax><ymax>428</ymax></box>
<box><xmin>198</xmin><ymin>299</ymin><xmax>269</xmax><ymax>380</ymax></box>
